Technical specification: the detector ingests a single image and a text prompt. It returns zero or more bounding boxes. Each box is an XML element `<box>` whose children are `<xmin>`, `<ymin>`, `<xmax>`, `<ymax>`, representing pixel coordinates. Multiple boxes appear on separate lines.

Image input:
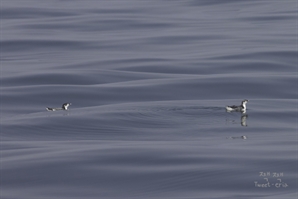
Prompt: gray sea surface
<box><xmin>1</xmin><ymin>0</ymin><xmax>297</xmax><ymax>199</ymax></box>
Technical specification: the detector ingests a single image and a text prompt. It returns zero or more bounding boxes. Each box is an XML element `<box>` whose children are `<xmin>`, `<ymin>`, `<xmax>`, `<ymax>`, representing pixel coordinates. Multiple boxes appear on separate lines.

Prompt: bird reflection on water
<box><xmin>241</xmin><ymin>114</ymin><xmax>248</xmax><ymax>127</ymax></box>
<box><xmin>226</xmin><ymin>111</ymin><xmax>248</xmax><ymax>127</ymax></box>
<box><xmin>226</xmin><ymin>135</ymin><xmax>247</xmax><ymax>140</ymax></box>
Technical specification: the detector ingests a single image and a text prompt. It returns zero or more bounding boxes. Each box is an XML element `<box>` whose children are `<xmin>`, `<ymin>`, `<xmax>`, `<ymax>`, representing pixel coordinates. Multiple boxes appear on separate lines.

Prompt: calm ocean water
<box><xmin>1</xmin><ymin>0</ymin><xmax>297</xmax><ymax>198</ymax></box>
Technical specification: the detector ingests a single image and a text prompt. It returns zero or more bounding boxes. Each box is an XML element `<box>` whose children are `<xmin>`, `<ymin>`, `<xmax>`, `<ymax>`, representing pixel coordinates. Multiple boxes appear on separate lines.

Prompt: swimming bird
<box><xmin>227</xmin><ymin>136</ymin><xmax>247</xmax><ymax>140</ymax></box>
<box><xmin>46</xmin><ymin>103</ymin><xmax>71</xmax><ymax>111</ymax></box>
<box><xmin>226</xmin><ymin>99</ymin><xmax>248</xmax><ymax>112</ymax></box>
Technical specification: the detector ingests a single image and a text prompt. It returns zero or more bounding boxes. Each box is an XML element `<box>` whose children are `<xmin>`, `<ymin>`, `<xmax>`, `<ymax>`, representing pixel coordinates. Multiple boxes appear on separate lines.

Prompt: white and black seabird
<box><xmin>46</xmin><ymin>103</ymin><xmax>71</xmax><ymax>111</ymax></box>
<box><xmin>226</xmin><ymin>99</ymin><xmax>248</xmax><ymax>112</ymax></box>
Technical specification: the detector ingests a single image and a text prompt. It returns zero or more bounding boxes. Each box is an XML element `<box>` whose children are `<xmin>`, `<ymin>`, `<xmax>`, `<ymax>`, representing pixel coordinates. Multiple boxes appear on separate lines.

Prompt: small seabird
<box><xmin>226</xmin><ymin>99</ymin><xmax>249</xmax><ymax>112</ymax></box>
<box><xmin>227</xmin><ymin>136</ymin><xmax>247</xmax><ymax>140</ymax></box>
<box><xmin>46</xmin><ymin>103</ymin><xmax>71</xmax><ymax>111</ymax></box>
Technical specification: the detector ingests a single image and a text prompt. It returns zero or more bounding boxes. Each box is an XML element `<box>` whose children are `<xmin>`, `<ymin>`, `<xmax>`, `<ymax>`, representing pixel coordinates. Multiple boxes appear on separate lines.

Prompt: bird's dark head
<box><xmin>242</xmin><ymin>99</ymin><xmax>249</xmax><ymax>105</ymax></box>
<box><xmin>62</xmin><ymin>103</ymin><xmax>71</xmax><ymax>110</ymax></box>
